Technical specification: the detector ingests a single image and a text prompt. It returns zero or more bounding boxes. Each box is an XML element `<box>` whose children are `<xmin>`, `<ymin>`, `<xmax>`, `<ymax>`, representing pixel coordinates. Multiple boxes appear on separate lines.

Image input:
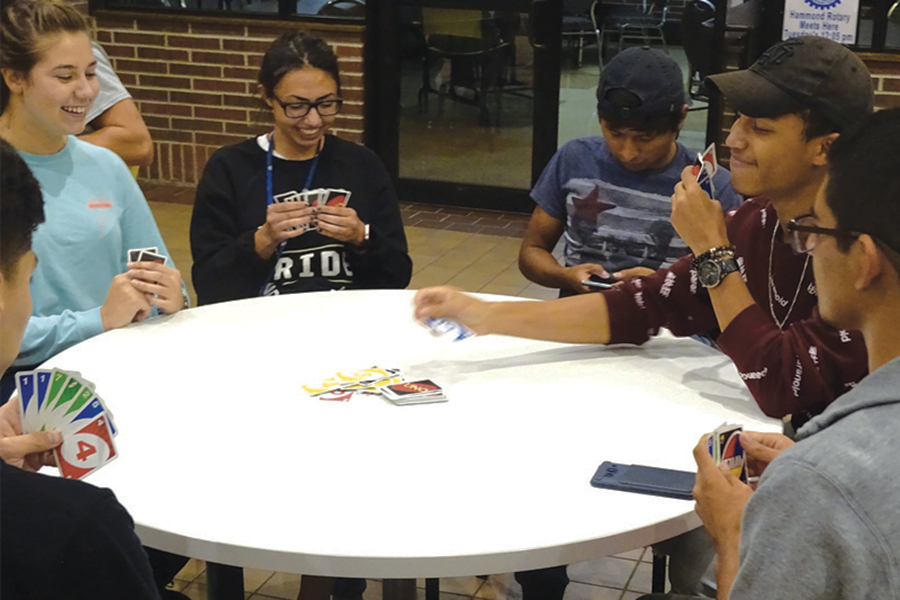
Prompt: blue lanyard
<box><xmin>266</xmin><ymin>133</ymin><xmax>320</xmax><ymax>206</ymax></box>
<box><xmin>260</xmin><ymin>134</ymin><xmax>322</xmax><ymax>296</ymax></box>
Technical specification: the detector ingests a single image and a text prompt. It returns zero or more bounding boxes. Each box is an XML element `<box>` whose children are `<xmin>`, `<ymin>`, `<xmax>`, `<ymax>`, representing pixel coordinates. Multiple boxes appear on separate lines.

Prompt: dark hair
<box><xmin>258</xmin><ymin>31</ymin><xmax>341</xmax><ymax>99</ymax></box>
<box><xmin>0</xmin><ymin>0</ymin><xmax>90</xmax><ymax>113</ymax></box>
<box><xmin>799</xmin><ymin>108</ymin><xmax>841</xmax><ymax>142</ymax></box>
<box><xmin>0</xmin><ymin>139</ymin><xmax>45</xmax><ymax>277</ymax></box>
<box><xmin>826</xmin><ymin>108</ymin><xmax>900</xmax><ymax>259</ymax></box>
<box><xmin>597</xmin><ymin>89</ymin><xmax>683</xmax><ymax>135</ymax></box>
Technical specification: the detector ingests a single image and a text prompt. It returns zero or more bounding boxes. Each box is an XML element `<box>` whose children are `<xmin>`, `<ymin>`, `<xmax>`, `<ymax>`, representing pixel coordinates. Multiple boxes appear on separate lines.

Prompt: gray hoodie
<box><xmin>730</xmin><ymin>356</ymin><xmax>900</xmax><ymax>599</ymax></box>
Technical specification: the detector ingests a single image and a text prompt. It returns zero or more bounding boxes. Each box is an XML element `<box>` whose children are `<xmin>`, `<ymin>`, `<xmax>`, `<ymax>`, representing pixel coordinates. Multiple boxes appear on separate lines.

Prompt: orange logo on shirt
<box><xmin>87</xmin><ymin>200</ymin><xmax>113</xmax><ymax>209</ymax></box>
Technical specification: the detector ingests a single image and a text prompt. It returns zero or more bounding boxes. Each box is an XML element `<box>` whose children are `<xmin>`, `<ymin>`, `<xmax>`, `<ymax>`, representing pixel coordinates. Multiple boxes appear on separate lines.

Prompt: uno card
<box><xmin>136</xmin><ymin>250</ymin><xmax>167</xmax><ymax>265</ymax></box>
<box><xmin>381</xmin><ymin>379</ymin><xmax>443</xmax><ymax>400</ymax></box>
<box><xmin>15</xmin><ymin>372</ymin><xmax>37</xmax><ymax>433</ymax></box>
<box><xmin>717</xmin><ymin>425</ymin><xmax>745</xmax><ymax>479</ymax></box>
<box><xmin>55</xmin><ymin>414</ymin><xmax>117</xmax><ymax>480</ymax></box>
<box><xmin>45</xmin><ymin>376</ymin><xmax>95</xmax><ymax>432</ymax></box>
<box><xmin>692</xmin><ymin>143</ymin><xmax>717</xmax><ymax>197</ymax></box>
<box><xmin>302</xmin><ymin>366</ymin><xmax>403</xmax><ymax>397</ymax></box>
<box><xmin>324</xmin><ymin>189</ymin><xmax>351</xmax><ymax>207</ymax></box>
<box><xmin>274</xmin><ymin>191</ymin><xmax>302</xmax><ymax>204</ymax></box>
<box><xmin>128</xmin><ymin>247</ymin><xmax>159</xmax><ymax>262</ymax></box>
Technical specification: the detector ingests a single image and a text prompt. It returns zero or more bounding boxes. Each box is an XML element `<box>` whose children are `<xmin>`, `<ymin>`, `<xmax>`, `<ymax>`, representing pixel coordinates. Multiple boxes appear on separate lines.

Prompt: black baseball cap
<box><xmin>596</xmin><ymin>46</ymin><xmax>687</xmax><ymax>123</ymax></box>
<box><xmin>706</xmin><ymin>36</ymin><xmax>874</xmax><ymax>130</ymax></box>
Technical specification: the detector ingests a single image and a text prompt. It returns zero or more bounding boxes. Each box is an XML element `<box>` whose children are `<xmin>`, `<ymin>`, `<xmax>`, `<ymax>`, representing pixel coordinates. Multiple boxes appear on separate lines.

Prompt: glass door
<box><xmin>366</xmin><ymin>0</ymin><xmax>562</xmax><ymax>212</ymax></box>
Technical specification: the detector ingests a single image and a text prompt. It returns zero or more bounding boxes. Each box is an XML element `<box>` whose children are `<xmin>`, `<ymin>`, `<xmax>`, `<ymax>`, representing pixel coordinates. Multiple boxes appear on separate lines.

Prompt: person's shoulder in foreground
<box><xmin>684</xmin><ymin>108</ymin><xmax>900</xmax><ymax>600</ymax></box>
<box><xmin>0</xmin><ymin>136</ymin><xmax>161</xmax><ymax>599</ymax></box>
<box><xmin>733</xmin><ymin>358</ymin><xmax>900</xmax><ymax>599</ymax></box>
<box><xmin>1</xmin><ymin>461</ymin><xmax>161</xmax><ymax>600</ymax></box>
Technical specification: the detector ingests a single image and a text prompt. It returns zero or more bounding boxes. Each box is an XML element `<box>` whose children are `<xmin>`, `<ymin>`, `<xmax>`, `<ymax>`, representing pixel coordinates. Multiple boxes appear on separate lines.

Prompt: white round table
<box><xmin>44</xmin><ymin>290</ymin><xmax>780</xmax><ymax>597</ymax></box>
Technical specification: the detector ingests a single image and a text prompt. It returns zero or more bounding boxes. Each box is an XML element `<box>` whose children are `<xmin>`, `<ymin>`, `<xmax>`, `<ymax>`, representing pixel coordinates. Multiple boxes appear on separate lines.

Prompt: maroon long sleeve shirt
<box><xmin>603</xmin><ymin>197</ymin><xmax>868</xmax><ymax>421</ymax></box>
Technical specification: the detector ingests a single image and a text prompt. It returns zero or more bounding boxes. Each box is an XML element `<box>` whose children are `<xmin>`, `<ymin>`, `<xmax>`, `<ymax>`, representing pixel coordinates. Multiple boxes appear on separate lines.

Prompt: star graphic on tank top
<box><xmin>571</xmin><ymin>186</ymin><xmax>615</xmax><ymax>226</ymax></box>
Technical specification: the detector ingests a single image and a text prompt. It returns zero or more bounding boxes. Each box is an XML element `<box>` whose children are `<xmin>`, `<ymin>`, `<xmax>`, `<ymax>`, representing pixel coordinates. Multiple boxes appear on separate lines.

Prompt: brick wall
<box><xmin>860</xmin><ymin>53</ymin><xmax>900</xmax><ymax>110</ymax></box>
<box><xmin>93</xmin><ymin>11</ymin><xmax>364</xmax><ymax>186</ymax></box>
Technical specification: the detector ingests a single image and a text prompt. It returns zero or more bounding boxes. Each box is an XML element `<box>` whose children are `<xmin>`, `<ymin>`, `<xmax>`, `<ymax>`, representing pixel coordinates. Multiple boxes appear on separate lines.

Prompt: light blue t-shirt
<box><xmin>532</xmin><ymin>136</ymin><xmax>743</xmax><ymax>273</ymax></box>
<box><xmin>15</xmin><ymin>137</ymin><xmax>175</xmax><ymax>366</ymax></box>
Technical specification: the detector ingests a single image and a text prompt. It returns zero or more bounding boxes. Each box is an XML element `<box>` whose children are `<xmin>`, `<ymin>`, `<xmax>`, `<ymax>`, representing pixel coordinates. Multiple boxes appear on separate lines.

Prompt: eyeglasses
<box><xmin>271</xmin><ymin>95</ymin><xmax>343</xmax><ymax>119</ymax></box>
<box><xmin>786</xmin><ymin>214</ymin><xmax>859</xmax><ymax>254</ymax></box>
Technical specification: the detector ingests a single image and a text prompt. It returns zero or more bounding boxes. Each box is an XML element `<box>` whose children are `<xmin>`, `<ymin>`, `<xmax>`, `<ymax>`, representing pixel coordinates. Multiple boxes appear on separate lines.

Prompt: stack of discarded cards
<box><xmin>273</xmin><ymin>188</ymin><xmax>352</xmax><ymax>234</ymax></box>
<box><xmin>16</xmin><ymin>369</ymin><xmax>118</xmax><ymax>480</ymax></box>
<box><xmin>302</xmin><ymin>366</ymin><xmax>447</xmax><ymax>405</ymax></box>
<box><xmin>379</xmin><ymin>380</ymin><xmax>446</xmax><ymax>405</ymax></box>
<box><xmin>424</xmin><ymin>318</ymin><xmax>475</xmax><ymax>341</ymax></box>
<box><xmin>706</xmin><ymin>422</ymin><xmax>744</xmax><ymax>480</ymax></box>
<box><xmin>128</xmin><ymin>246</ymin><xmax>167</xmax><ymax>264</ymax></box>
<box><xmin>692</xmin><ymin>142</ymin><xmax>718</xmax><ymax>197</ymax></box>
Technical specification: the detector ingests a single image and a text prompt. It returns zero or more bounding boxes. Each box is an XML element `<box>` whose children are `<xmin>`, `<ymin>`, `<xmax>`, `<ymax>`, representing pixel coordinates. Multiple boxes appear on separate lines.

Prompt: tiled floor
<box><xmin>144</xmin><ymin>182</ymin><xmax>659</xmax><ymax>600</ymax></box>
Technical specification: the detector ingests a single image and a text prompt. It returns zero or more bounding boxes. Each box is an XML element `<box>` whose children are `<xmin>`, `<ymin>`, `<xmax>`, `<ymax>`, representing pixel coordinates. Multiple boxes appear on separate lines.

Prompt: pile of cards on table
<box><xmin>16</xmin><ymin>369</ymin><xmax>118</xmax><ymax>480</ymax></box>
<box><xmin>274</xmin><ymin>188</ymin><xmax>352</xmax><ymax>234</ymax></box>
<box><xmin>706</xmin><ymin>422</ymin><xmax>744</xmax><ymax>480</ymax></box>
<box><xmin>128</xmin><ymin>246</ymin><xmax>167</xmax><ymax>264</ymax></box>
<box><xmin>302</xmin><ymin>366</ymin><xmax>447</xmax><ymax>405</ymax></box>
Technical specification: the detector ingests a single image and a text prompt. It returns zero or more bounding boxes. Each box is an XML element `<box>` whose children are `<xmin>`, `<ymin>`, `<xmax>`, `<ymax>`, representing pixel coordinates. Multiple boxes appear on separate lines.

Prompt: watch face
<box><xmin>699</xmin><ymin>260</ymin><xmax>722</xmax><ymax>288</ymax></box>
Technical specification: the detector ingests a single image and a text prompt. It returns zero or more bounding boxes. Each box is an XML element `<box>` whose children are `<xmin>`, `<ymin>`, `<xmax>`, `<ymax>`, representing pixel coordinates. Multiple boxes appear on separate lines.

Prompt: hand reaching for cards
<box><xmin>671</xmin><ymin>166</ymin><xmax>730</xmax><ymax>256</ymax></box>
<box><xmin>125</xmin><ymin>262</ymin><xmax>185</xmax><ymax>314</ymax></box>
<box><xmin>316</xmin><ymin>204</ymin><xmax>366</xmax><ymax>246</ymax></box>
<box><xmin>0</xmin><ymin>401</ymin><xmax>60</xmax><ymax>472</ymax></box>
<box><xmin>741</xmin><ymin>431</ymin><xmax>795</xmax><ymax>488</ymax></box>
<box><xmin>100</xmin><ymin>273</ymin><xmax>153</xmax><ymax>331</ymax></box>
<box><xmin>414</xmin><ymin>287</ymin><xmax>491</xmax><ymax>335</ymax></box>
<box><xmin>691</xmin><ymin>435</ymin><xmax>753</xmax><ymax>554</ymax></box>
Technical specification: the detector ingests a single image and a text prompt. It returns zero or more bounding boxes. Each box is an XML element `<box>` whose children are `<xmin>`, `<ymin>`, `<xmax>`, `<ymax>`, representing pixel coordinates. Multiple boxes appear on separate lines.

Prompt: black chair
<box><xmin>317</xmin><ymin>0</ymin><xmax>364</xmax><ymax>18</ymax></box>
<box><xmin>562</xmin><ymin>0</ymin><xmax>601</xmax><ymax>68</ymax></box>
<box><xmin>417</xmin><ymin>9</ymin><xmax>511</xmax><ymax>127</ymax></box>
<box><xmin>682</xmin><ymin>0</ymin><xmax>716</xmax><ymax>102</ymax></box>
<box><xmin>599</xmin><ymin>0</ymin><xmax>669</xmax><ymax>62</ymax></box>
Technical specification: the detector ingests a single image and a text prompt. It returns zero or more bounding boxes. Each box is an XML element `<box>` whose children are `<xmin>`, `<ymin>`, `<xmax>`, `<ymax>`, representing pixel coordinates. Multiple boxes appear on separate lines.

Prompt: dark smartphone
<box><xmin>581</xmin><ymin>273</ymin><xmax>617</xmax><ymax>289</ymax></box>
<box><xmin>590</xmin><ymin>461</ymin><xmax>695</xmax><ymax>501</ymax></box>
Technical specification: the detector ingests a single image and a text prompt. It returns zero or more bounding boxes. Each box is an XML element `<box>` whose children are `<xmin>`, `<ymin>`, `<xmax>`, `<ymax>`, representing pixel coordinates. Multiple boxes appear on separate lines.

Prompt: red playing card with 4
<box><xmin>55</xmin><ymin>415</ymin><xmax>118</xmax><ymax>480</ymax></box>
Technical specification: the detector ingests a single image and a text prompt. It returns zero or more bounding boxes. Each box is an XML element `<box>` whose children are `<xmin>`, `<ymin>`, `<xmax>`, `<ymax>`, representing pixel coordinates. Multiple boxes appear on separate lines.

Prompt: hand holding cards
<box><xmin>15</xmin><ymin>369</ymin><xmax>118</xmax><ymax>480</ymax></box>
<box><xmin>125</xmin><ymin>248</ymin><xmax>185</xmax><ymax>314</ymax></box>
<box><xmin>272</xmin><ymin>187</ymin><xmax>353</xmax><ymax>234</ymax></box>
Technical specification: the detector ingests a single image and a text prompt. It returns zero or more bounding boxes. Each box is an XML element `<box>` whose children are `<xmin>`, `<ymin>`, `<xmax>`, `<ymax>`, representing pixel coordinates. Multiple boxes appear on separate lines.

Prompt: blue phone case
<box><xmin>590</xmin><ymin>461</ymin><xmax>695</xmax><ymax>501</ymax></box>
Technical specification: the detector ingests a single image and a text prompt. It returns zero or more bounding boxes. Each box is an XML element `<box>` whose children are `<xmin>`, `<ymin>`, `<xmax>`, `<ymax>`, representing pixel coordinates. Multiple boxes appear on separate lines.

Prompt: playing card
<box><xmin>303</xmin><ymin>366</ymin><xmax>403</xmax><ymax>396</ymax></box>
<box><xmin>136</xmin><ymin>250</ymin><xmax>167</xmax><ymax>265</ymax></box>
<box><xmin>274</xmin><ymin>191</ymin><xmax>302</xmax><ymax>204</ymax></box>
<box><xmin>15</xmin><ymin>372</ymin><xmax>37</xmax><ymax>434</ymax></box>
<box><xmin>380</xmin><ymin>379</ymin><xmax>444</xmax><ymax>400</ymax></box>
<box><xmin>45</xmin><ymin>375</ymin><xmax>95</xmax><ymax>432</ymax></box>
<box><xmin>324</xmin><ymin>188</ymin><xmax>351</xmax><ymax>207</ymax></box>
<box><xmin>54</xmin><ymin>414</ymin><xmax>117</xmax><ymax>480</ymax></box>
<box><xmin>425</xmin><ymin>318</ymin><xmax>475</xmax><ymax>341</ymax></box>
<box><xmin>717</xmin><ymin>425</ymin><xmax>744</xmax><ymax>479</ymax></box>
<box><xmin>128</xmin><ymin>247</ymin><xmax>159</xmax><ymax>262</ymax></box>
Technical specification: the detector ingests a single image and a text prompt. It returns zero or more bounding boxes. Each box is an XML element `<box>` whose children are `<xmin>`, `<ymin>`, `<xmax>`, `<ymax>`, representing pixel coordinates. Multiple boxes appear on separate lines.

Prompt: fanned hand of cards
<box><xmin>302</xmin><ymin>366</ymin><xmax>447</xmax><ymax>405</ymax></box>
<box><xmin>15</xmin><ymin>369</ymin><xmax>118</xmax><ymax>480</ymax></box>
<box><xmin>706</xmin><ymin>422</ymin><xmax>744</xmax><ymax>481</ymax></box>
<box><xmin>692</xmin><ymin>143</ymin><xmax>718</xmax><ymax>198</ymax></box>
<box><xmin>272</xmin><ymin>188</ymin><xmax>352</xmax><ymax>234</ymax></box>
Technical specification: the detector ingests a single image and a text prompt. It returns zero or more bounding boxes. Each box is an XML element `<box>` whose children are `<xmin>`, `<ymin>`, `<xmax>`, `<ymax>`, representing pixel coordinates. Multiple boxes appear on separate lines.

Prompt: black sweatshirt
<box><xmin>190</xmin><ymin>135</ymin><xmax>412</xmax><ymax>305</ymax></box>
<box><xmin>0</xmin><ymin>461</ymin><xmax>160</xmax><ymax>599</ymax></box>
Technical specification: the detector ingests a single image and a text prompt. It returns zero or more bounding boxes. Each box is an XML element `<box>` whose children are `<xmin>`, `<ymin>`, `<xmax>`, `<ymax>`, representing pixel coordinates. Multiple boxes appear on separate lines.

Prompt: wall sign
<box><xmin>783</xmin><ymin>0</ymin><xmax>860</xmax><ymax>44</ymax></box>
